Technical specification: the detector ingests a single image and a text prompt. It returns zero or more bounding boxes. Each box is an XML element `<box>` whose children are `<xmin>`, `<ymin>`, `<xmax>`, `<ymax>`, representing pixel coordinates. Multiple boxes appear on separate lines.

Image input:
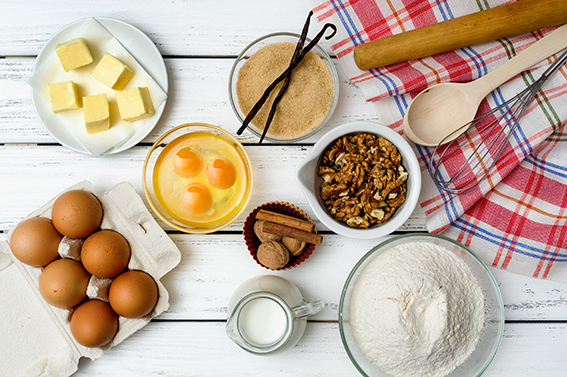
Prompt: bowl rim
<box><xmin>295</xmin><ymin>121</ymin><xmax>421</xmax><ymax>239</ymax></box>
<box><xmin>142</xmin><ymin>122</ymin><xmax>254</xmax><ymax>234</ymax></box>
<box><xmin>338</xmin><ymin>233</ymin><xmax>505</xmax><ymax>377</ymax></box>
<box><xmin>228</xmin><ymin>31</ymin><xmax>340</xmax><ymax>143</ymax></box>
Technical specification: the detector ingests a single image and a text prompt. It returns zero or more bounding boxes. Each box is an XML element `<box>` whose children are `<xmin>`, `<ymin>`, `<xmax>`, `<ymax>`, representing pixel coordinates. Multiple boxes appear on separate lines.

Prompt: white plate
<box><xmin>31</xmin><ymin>18</ymin><xmax>168</xmax><ymax>155</ymax></box>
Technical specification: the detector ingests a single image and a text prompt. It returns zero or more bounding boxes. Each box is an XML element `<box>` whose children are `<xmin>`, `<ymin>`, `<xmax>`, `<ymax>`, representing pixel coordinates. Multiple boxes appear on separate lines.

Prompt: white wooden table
<box><xmin>1</xmin><ymin>1</ymin><xmax>566</xmax><ymax>376</ymax></box>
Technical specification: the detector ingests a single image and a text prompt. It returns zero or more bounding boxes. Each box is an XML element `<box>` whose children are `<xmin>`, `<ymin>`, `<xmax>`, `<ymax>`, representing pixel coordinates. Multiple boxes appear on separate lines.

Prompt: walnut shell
<box><xmin>254</xmin><ymin>220</ymin><xmax>282</xmax><ymax>243</ymax></box>
<box><xmin>257</xmin><ymin>241</ymin><xmax>290</xmax><ymax>270</ymax></box>
<box><xmin>281</xmin><ymin>236</ymin><xmax>306</xmax><ymax>256</ymax></box>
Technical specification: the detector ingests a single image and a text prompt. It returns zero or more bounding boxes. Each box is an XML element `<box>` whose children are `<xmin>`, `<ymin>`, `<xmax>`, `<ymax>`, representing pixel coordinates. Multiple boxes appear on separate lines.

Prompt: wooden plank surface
<box><xmin>0</xmin><ymin>1</ymin><xmax>317</xmax><ymax>57</ymax></box>
<box><xmin>0</xmin><ymin>145</ymin><xmax>426</xmax><ymax>232</ymax></box>
<box><xmin>0</xmin><ymin>58</ymin><xmax>376</xmax><ymax>144</ymax></box>
<box><xmin>1</xmin><ymin>1</ymin><xmax>567</xmax><ymax>376</ymax></box>
<box><xmin>1</xmin><ymin>230</ymin><xmax>566</xmax><ymax>322</ymax></box>
<box><xmin>71</xmin><ymin>321</ymin><xmax>567</xmax><ymax>377</ymax></box>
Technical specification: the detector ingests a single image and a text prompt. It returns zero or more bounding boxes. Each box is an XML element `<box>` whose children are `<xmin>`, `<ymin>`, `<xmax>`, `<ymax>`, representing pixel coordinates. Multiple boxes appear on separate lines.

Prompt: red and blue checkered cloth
<box><xmin>307</xmin><ymin>0</ymin><xmax>567</xmax><ymax>282</ymax></box>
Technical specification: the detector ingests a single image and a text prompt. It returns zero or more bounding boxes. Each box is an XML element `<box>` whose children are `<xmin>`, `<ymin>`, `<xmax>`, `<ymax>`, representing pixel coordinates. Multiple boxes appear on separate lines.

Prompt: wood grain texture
<box><xmin>0</xmin><ymin>58</ymin><xmax>377</xmax><ymax>144</ymax></box>
<box><xmin>0</xmin><ymin>145</ymin><xmax>426</xmax><ymax>232</ymax></box>
<box><xmin>1</xmin><ymin>232</ymin><xmax>565</xmax><ymax>321</ymax></box>
<box><xmin>0</xmin><ymin>0</ymin><xmax>318</xmax><ymax>57</ymax></box>
<box><xmin>70</xmin><ymin>321</ymin><xmax>567</xmax><ymax>377</ymax></box>
<box><xmin>1</xmin><ymin>1</ymin><xmax>566</xmax><ymax>375</ymax></box>
<box><xmin>353</xmin><ymin>0</ymin><xmax>567</xmax><ymax>70</ymax></box>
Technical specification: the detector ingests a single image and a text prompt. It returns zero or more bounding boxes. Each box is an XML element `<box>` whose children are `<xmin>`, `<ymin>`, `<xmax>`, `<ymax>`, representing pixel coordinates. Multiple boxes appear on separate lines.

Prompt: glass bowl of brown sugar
<box><xmin>229</xmin><ymin>32</ymin><xmax>340</xmax><ymax>143</ymax></box>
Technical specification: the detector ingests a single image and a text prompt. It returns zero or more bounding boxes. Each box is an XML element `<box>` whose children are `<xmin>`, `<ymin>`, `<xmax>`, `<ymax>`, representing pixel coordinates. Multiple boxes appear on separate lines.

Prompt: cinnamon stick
<box><xmin>256</xmin><ymin>209</ymin><xmax>315</xmax><ymax>233</ymax></box>
<box><xmin>262</xmin><ymin>221</ymin><xmax>322</xmax><ymax>245</ymax></box>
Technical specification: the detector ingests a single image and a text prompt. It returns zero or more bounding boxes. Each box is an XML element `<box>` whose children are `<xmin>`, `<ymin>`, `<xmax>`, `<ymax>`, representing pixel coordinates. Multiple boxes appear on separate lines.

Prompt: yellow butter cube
<box><xmin>55</xmin><ymin>38</ymin><xmax>93</xmax><ymax>72</ymax></box>
<box><xmin>91</xmin><ymin>53</ymin><xmax>135</xmax><ymax>90</ymax></box>
<box><xmin>46</xmin><ymin>81</ymin><xmax>80</xmax><ymax>113</ymax></box>
<box><xmin>116</xmin><ymin>87</ymin><xmax>154</xmax><ymax>122</ymax></box>
<box><xmin>83</xmin><ymin>94</ymin><xmax>110</xmax><ymax>134</ymax></box>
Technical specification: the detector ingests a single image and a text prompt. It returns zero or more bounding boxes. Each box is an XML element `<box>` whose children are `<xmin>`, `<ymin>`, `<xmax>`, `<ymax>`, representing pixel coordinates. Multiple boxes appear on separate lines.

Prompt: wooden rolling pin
<box><xmin>354</xmin><ymin>0</ymin><xmax>567</xmax><ymax>70</ymax></box>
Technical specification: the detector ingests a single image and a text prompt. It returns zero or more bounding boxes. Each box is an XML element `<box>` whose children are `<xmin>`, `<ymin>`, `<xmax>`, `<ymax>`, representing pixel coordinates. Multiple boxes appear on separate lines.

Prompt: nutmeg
<box><xmin>257</xmin><ymin>241</ymin><xmax>290</xmax><ymax>270</ymax></box>
<box><xmin>282</xmin><ymin>236</ymin><xmax>306</xmax><ymax>256</ymax></box>
<box><xmin>254</xmin><ymin>220</ymin><xmax>282</xmax><ymax>243</ymax></box>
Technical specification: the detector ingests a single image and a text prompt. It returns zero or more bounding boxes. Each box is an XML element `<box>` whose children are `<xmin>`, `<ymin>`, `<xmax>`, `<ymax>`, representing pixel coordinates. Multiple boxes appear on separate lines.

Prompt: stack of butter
<box><xmin>28</xmin><ymin>18</ymin><xmax>168</xmax><ymax>156</ymax></box>
<box><xmin>47</xmin><ymin>37</ymin><xmax>154</xmax><ymax>135</ymax></box>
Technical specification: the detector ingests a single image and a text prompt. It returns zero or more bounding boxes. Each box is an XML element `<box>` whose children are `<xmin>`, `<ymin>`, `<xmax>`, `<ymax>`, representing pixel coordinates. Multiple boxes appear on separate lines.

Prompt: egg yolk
<box><xmin>182</xmin><ymin>182</ymin><xmax>213</xmax><ymax>215</ymax></box>
<box><xmin>172</xmin><ymin>147</ymin><xmax>203</xmax><ymax>178</ymax></box>
<box><xmin>206</xmin><ymin>157</ymin><xmax>237</xmax><ymax>190</ymax></box>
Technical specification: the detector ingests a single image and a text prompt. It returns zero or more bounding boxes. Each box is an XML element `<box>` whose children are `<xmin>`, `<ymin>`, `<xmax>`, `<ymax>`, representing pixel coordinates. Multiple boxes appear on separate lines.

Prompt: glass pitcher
<box><xmin>226</xmin><ymin>275</ymin><xmax>324</xmax><ymax>355</ymax></box>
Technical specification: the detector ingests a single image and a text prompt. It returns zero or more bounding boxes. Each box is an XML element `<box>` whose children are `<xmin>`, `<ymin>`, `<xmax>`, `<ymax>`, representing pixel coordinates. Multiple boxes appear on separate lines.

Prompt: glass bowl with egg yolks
<box><xmin>143</xmin><ymin>123</ymin><xmax>254</xmax><ymax>234</ymax></box>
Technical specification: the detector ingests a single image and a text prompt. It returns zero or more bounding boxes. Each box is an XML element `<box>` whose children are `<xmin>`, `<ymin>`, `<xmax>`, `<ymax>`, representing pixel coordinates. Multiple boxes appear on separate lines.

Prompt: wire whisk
<box><xmin>428</xmin><ymin>50</ymin><xmax>567</xmax><ymax>195</ymax></box>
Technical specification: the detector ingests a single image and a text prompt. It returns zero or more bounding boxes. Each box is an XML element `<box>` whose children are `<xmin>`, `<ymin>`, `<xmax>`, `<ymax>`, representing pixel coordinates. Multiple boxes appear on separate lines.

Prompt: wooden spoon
<box><xmin>403</xmin><ymin>23</ymin><xmax>567</xmax><ymax>147</ymax></box>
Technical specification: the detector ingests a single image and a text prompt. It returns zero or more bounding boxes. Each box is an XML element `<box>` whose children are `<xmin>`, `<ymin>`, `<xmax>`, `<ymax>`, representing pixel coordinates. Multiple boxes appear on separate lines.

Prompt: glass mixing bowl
<box><xmin>228</xmin><ymin>31</ymin><xmax>339</xmax><ymax>143</ymax></box>
<box><xmin>142</xmin><ymin>123</ymin><xmax>254</xmax><ymax>234</ymax></box>
<box><xmin>339</xmin><ymin>233</ymin><xmax>504</xmax><ymax>377</ymax></box>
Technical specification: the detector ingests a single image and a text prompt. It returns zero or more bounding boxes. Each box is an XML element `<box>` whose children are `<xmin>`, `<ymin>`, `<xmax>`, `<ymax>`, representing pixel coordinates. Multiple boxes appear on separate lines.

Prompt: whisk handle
<box><xmin>477</xmin><ymin>23</ymin><xmax>567</xmax><ymax>94</ymax></box>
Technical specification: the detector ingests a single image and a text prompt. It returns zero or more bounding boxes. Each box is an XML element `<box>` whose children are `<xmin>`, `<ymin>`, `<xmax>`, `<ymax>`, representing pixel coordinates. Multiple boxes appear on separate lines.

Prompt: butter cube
<box><xmin>91</xmin><ymin>53</ymin><xmax>135</xmax><ymax>90</ymax></box>
<box><xmin>55</xmin><ymin>38</ymin><xmax>93</xmax><ymax>72</ymax></box>
<box><xmin>116</xmin><ymin>87</ymin><xmax>154</xmax><ymax>122</ymax></box>
<box><xmin>46</xmin><ymin>81</ymin><xmax>80</xmax><ymax>113</ymax></box>
<box><xmin>83</xmin><ymin>94</ymin><xmax>110</xmax><ymax>134</ymax></box>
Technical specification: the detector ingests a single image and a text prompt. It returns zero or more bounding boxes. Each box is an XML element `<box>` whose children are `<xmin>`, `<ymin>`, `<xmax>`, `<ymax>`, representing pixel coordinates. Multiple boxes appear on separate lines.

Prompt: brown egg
<box><xmin>108</xmin><ymin>270</ymin><xmax>159</xmax><ymax>318</ymax></box>
<box><xmin>39</xmin><ymin>258</ymin><xmax>90</xmax><ymax>309</ymax></box>
<box><xmin>10</xmin><ymin>217</ymin><xmax>62</xmax><ymax>267</ymax></box>
<box><xmin>81</xmin><ymin>229</ymin><xmax>130</xmax><ymax>278</ymax></box>
<box><xmin>70</xmin><ymin>299</ymin><xmax>118</xmax><ymax>348</ymax></box>
<box><xmin>51</xmin><ymin>190</ymin><xmax>103</xmax><ymax>239</ymax></box>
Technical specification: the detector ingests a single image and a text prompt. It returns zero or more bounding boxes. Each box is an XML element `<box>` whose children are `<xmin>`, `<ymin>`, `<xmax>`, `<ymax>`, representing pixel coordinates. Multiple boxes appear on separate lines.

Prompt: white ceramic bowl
<box><xmin>339</xmin><ymin>234</ymin><xmax>504</xmax><ymax>377</ymax></box>
<box><xmin>295</xmin><ymin>121</ymin><xmax>421</xmax><ymax>239</ymax></box>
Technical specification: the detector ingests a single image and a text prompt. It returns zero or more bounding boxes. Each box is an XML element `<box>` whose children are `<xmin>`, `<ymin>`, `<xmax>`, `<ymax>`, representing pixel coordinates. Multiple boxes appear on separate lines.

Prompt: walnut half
<box><xmin>317</xmin><ymin>132</ymin><xmax>408</xmax><ymax>229</ymax></box>
<box><xmin>257</xmin><ymin>241</ymin><xmax>290</xmax><ymax>270</ymax></box>
<box><xmin>254</xmin><ymin>220</ymin><xmax>282</xmax><ymax>243</ymax></box>
<box><xmin>282</xmin><ymin>236</ymin><xmax>306</xmax><ymax>256</ymax></box>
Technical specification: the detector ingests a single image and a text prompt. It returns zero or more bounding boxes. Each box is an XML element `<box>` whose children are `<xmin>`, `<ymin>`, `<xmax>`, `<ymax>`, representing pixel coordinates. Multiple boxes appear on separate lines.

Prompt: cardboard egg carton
<box><xmin>0</xmin><ymin>180</ymin><xmax>181</xmax><ymax>377</ymax></box>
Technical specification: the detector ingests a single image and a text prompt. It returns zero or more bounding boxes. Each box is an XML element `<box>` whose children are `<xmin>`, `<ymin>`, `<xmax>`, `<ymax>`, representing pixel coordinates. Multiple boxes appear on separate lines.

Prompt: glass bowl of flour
<box><xmin>339</xmin><ymin>233</ymin><xmax>504</xmax><ymax>377</ymax></box>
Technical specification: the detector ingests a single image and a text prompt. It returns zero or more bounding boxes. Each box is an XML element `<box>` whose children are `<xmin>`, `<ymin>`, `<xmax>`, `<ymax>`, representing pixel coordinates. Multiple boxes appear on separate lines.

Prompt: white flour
<box><xmin>350</xmin><ymin>241</ymin><xmax>484</xmax><ymax>377</ymax></box>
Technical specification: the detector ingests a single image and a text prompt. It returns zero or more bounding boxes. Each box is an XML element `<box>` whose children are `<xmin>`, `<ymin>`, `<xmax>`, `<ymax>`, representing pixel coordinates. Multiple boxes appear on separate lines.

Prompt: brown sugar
<box><xmin>236</xmin><ymin>42</ymin><xmax>334</xmax><ymax>140</ymax></box>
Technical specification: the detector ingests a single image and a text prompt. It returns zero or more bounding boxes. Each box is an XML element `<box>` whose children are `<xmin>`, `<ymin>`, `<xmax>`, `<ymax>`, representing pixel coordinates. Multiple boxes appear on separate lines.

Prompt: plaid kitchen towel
<box><xmin>306</xmin><ymin>0</ymin><xmax>567</xmax><ymax>282</ymax></box>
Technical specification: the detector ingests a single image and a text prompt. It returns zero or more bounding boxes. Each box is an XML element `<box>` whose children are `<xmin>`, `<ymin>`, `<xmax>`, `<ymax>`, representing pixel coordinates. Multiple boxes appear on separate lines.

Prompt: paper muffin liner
<box><xmin>243</xmin><ymin>201</ymin><xmax>317</xmax><ymax>271</ymax></box>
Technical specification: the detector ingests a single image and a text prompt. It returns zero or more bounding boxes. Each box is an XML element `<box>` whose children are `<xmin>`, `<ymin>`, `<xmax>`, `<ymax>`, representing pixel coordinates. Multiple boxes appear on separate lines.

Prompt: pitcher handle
<box><xmin>292</xmin><ymin>298</ymin><xmax>324</xmax><ymax>318</ymax></box>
